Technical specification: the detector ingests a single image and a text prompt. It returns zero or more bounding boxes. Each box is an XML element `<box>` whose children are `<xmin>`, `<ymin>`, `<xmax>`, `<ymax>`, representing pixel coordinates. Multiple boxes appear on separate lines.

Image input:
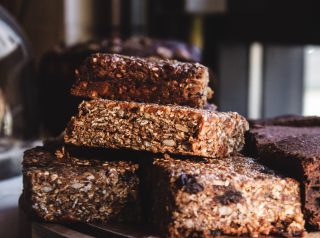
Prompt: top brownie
<box><xmin>71</xmin><ymin>54</ymin><xmax>212</xmax><ymax>108</ymax></box>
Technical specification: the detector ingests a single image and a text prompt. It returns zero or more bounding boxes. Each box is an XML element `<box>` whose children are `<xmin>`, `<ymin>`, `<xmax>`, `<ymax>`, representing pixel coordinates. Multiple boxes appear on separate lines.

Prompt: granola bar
<box><xmin>71</xmin><ymin>54</ymin><xmax>212</xmax><ymax>108</ymax></box>
<box><xmin>246</xmin><ymin>125</ymin><xmax>320</xmax><ymax>229</ymax></box>
<box><xmin>39</xmin><ymin>37</ymin><xmax>201</xmax><ymax>136</ymax></box>
<box><xmin>22</xmin><ymin>146</ymin><xmax>140</xmax><ymax>223</ymax></box>
<box><xmin>150</xmin><ymin>154</ymin><xmax>305</xmax><ymax>237</ymax></box>
<box><xmin>64</xmin><ymin>99</ymin><xmax>248</xmax><ymax>158</ymax></box>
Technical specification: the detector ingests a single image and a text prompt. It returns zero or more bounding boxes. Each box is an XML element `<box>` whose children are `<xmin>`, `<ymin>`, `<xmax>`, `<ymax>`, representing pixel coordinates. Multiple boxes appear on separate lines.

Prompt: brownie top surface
<box><xmin>250</xmin><ymin>126</ymin><xmax>320</xmax><ymax>146</ymax></box>
<box><xmin>23</xmin><ymin>146</ymin><xmax>138</xmax><ymax>171</ymax></box>
<box><xmin>266</xmin><ymin>134</ymin><xmax>320</xmax><ymax>162</ymax></box>
<box><xmin>154</xmin><ymin>154</ymin><xmax>280</xmax><ymax>182</ymax></box>
<box><xmin>250</xmin><ymin>115</ymin><xmax>320</xmax><ymax>127</ymax></box>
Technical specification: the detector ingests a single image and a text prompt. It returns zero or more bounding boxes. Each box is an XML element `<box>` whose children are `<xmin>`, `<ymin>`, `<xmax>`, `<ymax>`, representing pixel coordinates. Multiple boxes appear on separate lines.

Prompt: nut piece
<box><xmin>163</xmin><ymin>139</ymin><xmax>176</xmax><ymax>147</ymax></box>
<box><xmin>175</xmin><ymin>124</ymin><xmax>189</xmax><ymax>132</ymax></box>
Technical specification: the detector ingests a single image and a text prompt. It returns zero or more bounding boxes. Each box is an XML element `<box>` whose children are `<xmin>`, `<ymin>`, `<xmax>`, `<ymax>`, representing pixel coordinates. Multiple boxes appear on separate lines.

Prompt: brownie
<box><xmin>64</xmin><ymin>99</ymin><xmax>248</xmax><ymax>158</ymax></box>
<box><xmin>71</xmin><ymin>54</ymin><xmax>212</xmax><ymax>108</ymax></box>
<box><xmin>252</xmin><ymin>133</ymin><xmax>320</xmax><ymax>230</ymax></box>
<box><xmin>39</xmin><ymin>36</ymin><xmax>201</xmax><ymax>136</ymax></box>
<box><xmin>150</xmin><ymin>154</ymin><xmax>305</xmax><ymax>237</ymax></box>
<box><xmin>245</xmin><ymin>126</ymin><xmax>320</xmax><ymax>157</ymax></box>
<box><xmin>22</xmin><ymin>146</ymin><xmax>140</xmax><ymax>223</ymax></box>
<box><xmin>249</xmin><ymin>115</ymin><xmax>320</xmax><ymax>128</ymax></box>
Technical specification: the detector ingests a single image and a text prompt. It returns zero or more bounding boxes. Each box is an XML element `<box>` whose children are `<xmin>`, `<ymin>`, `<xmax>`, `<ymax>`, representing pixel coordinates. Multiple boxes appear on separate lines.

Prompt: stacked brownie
<box><xmin>246</xmin><ymin>115</ymin><xmax>320</xmax><ymax>230</ymax></box>
<box><xmin>23</xmin><ymin>55</ymin><xmax>306</xmax><ymax>237</ymax></box>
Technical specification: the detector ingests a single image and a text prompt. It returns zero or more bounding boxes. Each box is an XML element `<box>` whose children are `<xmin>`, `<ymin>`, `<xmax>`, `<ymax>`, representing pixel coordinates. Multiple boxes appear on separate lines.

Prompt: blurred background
<box><xmin>0</xmin><ymin>0</ymin><xmax>320</xmax><ymax>237</ymax></box>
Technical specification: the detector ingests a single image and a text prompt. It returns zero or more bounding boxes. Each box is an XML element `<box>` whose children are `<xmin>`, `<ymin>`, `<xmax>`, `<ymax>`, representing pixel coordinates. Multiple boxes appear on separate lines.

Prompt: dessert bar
<box><xmin>151</xmin><ymin>154</ymin><xmax>305</xmax><ymax>237</ymax></box>
<box><xmin>22</xmin><ymin>146</ymin><xmax>140</xmax><ymax>223</ymax></box>
<box><xmin>258</xmin><ymin>135</ymin><xmax>320</xmax><ymax>229</ymax></box>
<box><xmin>71</xmin><ymin>54</ymin><xmax>212</xmax><ymax>108</ymax></box>
<box><xmin>64</xmin><ymin>99</ymin><xmax>248</xmax><ymax>158</ymax></box>
<box><xmin>249</xmin><ymin>115</ymin><xmax>320</xmax><ymax>128</ymax></box>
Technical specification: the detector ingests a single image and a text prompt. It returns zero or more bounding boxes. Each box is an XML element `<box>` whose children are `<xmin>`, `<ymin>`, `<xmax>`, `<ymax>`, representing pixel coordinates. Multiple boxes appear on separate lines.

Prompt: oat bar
<box><xmin>22</xmin><ymin>146</ymin><xmax>140</xmax><ymax>223</ymax></box>
<box><xmin>64</xmin><ymin>99</ymin><xmax>248</xmax><ymax>158</ymax></box>
<box><xmin>71</xmin><ymin>54</ymin><xmax>212</xmax><ymax>108</ymax></box>
<box><xmin>150</xmin><ymin>154</ymin><xmax>305</xmax><ymax>237</ymax></box>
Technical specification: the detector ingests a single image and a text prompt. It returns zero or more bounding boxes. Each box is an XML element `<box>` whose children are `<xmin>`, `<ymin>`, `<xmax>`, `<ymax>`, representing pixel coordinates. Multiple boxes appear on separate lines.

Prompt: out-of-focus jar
<box><xmin>0</xmin><ymin>6</ymin><xmax>37</xmax><ymax>140</ymax></box>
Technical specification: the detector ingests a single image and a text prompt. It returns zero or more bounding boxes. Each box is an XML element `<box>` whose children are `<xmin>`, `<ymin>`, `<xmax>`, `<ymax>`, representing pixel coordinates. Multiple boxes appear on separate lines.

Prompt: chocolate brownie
<box><xmin>64</xmin><ymin>99</ymin><xmax>248</xmax><ymax>158</ymax></box>
<box><xmin>249</xmin><ymin>115</ymin><xmax>320</xmax><ymax>128</ymax></box>
<box><xmin>22</xmin><ymin>146</ymin><xmax>140</xmax><ymax>223</ymax></box>
<box><xmin>150</xmin><ymin>154</ymin><xmax>305</xmax><ymax>237</ymax></box>
<box><xmin>245</xmin><ymin>126</ymin><xmax>320</xmax><ymax>157</ymax></box>
<box><xmin>71</xmin><ymin>54</ymin><xmax>212</xmax><ymax>108</ymax></box>
<box><xmin>256</xmin><ymin>134</ymin><xmax>320</xmax><ymax>230</ymax></box>
<box><xmin>246</xmin><ymin>126</ymin><xmax>320</xmax><ymax>229</ymax></box>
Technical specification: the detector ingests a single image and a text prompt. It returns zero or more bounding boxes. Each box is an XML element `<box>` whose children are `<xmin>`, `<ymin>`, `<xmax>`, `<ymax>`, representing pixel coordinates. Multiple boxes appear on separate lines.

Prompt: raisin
<box><xmin>209</xmin><ymin>229</ymin><xmax>223</xmax><ymax>236</ymax></box>
<box><xmin>215</xmin><ymin>190</ymin><xmax>243</xmax><ymax>205</ymax></box>
<box><xmin>130</xmin><ymin>107</ymin><xmax>139</xmax><ymax>113</ymax></box>
<box><xmin>176</xmin><ymin>173</ymin><xmax>189</xmax><ymax>188</ymax></box>
<box><xmin>176</xmin><ymin>173</ymin><xmax>204</xmax><ymax>194</ymax></box>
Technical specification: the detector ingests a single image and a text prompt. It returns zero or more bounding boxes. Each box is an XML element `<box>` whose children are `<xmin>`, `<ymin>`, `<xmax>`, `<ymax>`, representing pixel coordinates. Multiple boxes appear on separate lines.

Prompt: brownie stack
<box><xmin>22</xmin><ymin>54</ymin><xmax>306</xmax><ymax>237</ymax></box>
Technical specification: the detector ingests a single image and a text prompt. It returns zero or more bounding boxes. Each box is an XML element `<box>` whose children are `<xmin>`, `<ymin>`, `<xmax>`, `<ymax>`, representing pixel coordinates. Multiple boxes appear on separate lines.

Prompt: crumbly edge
<box><xmin>151</xmin><ymin>156</ymin><xmax>305</xmax><ymax>237</ymax></box>
<box><xmin>22</xmin><ymin>146</ymin><xmax>141</xmax><ymax>223</ymax></box>
<box><xmin>71</xmin><ymin>53</ymin><xmax>211</xmax><ymax>108</ymax></box>
<box><xmin>64</xmin><ymin>99</ymin><xmax>248</xmax><ymax>158</ymax></box>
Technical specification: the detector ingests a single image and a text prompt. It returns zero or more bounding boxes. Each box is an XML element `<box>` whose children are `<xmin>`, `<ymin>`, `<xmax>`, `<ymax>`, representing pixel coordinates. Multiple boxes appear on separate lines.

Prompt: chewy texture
<box><xmin>71</xmin><ymin>53</ymin><xmax>212</xmax><ymax>108</ymax></box>
<box><xmin>22</xmin><ymin>146</ymin><xmax>140</xmax><ymax>223</ymax></box>
<box><xmin>151</xmin><ymin>154</ymin><xmax>305</xmax><ymax>237</ymax></box>
<box><xmin>64</xmin><ymin>99</ymin><xmax>248</xmax><ymax>158</ymax></box>
<box><xmin>247</xmin><ymin>127</ymin><xmax>320</xmax><ymax>230</ymax></box>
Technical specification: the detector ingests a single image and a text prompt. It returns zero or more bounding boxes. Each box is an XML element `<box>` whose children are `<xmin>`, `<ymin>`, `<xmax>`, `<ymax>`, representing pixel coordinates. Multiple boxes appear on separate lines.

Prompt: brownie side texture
<box><xmin>22</xmin><ymin>146</ymin><xmax>140</xmax><ymax>223</ymax></box>
<box><xmin>257</xmin><ymin>134</ymin><xmax>320</xmax><ymax>230</ymax></box>
<box><xmin>71</xmin><ymin>53</ymin><xmax>212</xmax><ymax>108</ymax></box>
<box><xmin>64</xmin><ymin>99</ymin><xmax>249</xmax><ymax>158</ymax></box>
<box><xmin>151</xmin><ymin>154</ymin><xmax>305</xmax><ymax>237</ymax></box>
